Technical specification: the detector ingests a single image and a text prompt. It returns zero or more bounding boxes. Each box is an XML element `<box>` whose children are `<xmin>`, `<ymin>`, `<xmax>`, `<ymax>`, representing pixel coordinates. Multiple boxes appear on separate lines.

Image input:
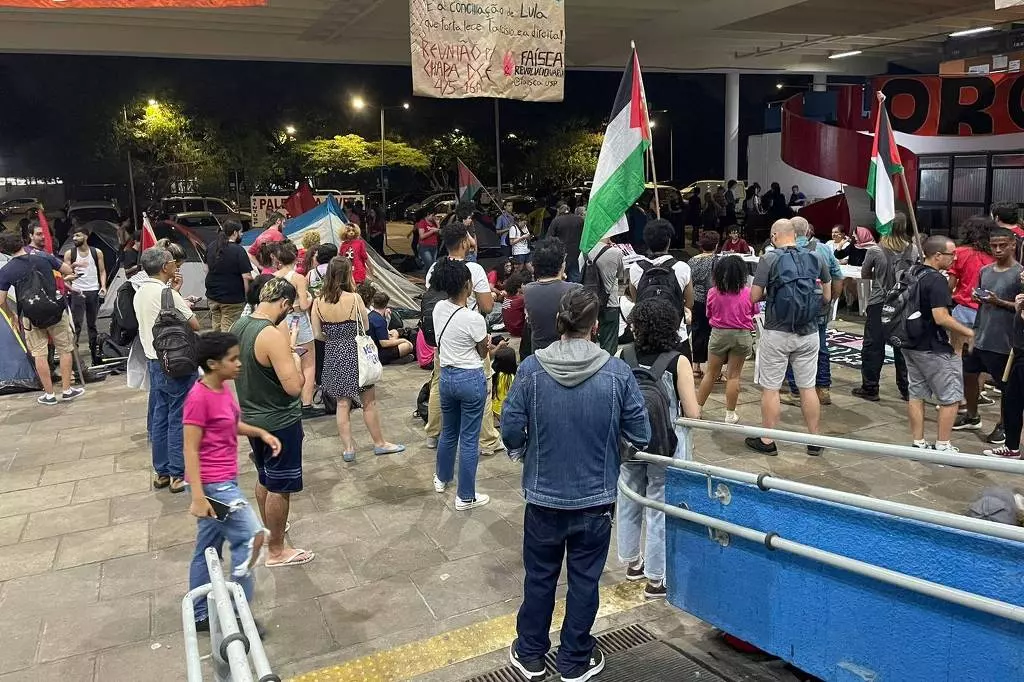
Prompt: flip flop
<box><xmin>374</xmin><ymin>444</ymin><xmax>407</xmax><ymax>456</ymax></box>
<box><xmin>343</xmin><ymin>451</ymin><xmax>356</xmax><ymax>463</ymax></box>
<box><xmin>265</xmin><ymin>549</ymin><xmax>315</xmax><ymax>568</ymax></box>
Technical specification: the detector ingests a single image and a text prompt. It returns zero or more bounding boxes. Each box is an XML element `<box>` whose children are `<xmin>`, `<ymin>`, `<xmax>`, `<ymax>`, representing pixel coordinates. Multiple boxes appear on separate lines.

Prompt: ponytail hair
<box><xmin>555</xmin><ymin>288</ymin><xmax>600</xmax><ymax>338</ymax></box>
<box><xmin>432</xmin><ymin>258</ymin><xmax>471</xmax><ymax>299</ymax></box>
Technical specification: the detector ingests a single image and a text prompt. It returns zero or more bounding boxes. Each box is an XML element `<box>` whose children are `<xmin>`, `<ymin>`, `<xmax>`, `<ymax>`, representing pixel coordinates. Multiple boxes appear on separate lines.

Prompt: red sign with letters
<box><xmin>874</xmin><ymin>74</ymin><xmax>1024</xmax><ymax>136</ymax></box>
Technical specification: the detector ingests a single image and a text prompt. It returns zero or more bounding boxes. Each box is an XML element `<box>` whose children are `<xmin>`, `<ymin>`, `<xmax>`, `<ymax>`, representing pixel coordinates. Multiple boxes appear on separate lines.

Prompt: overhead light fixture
<box><xmin>828</xmin><ymin>50</ymin><xmax>862</xmax><ymax>60</ymax></box>
<box><xmin>350</xmin><ymin>96</ymin><xmax>366</xmax><ymax>110</ymax></box>
<box><xmin>402</xmin><ymin>102</ymin><xmax>410</xmax><ymax>110</ymax></box>
<box><xmin>776</xmin><ymin>83</ymin><xmax>784</xmax><ymax>89</ymax></box>
<box><xmin>949</xmin><ymin>26</ymin><xmax>994</xmax><ymax>38</ymax></box>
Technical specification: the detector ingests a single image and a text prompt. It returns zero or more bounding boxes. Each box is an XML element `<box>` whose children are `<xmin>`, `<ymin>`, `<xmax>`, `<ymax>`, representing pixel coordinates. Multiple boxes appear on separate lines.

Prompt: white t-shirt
<box><xmin>433</xmin><ymin>299</ymin><xmax>487</xmax><ymax>369</ymax></box>
<box><xmin>628</xmin><ymin>254</ymin><xmax>692</xmax><ymax>341</ymax></box>
<box><xmin>510</xmin><ymin>224</ymin><xmax>530</xmax><ymax>256</ymax></box>
<box><xmin>133</xmin><ymin>278</ymin><xmax>196</xmax><ymax>360</ymax></box>
<box><xmin>425</xmin><ymin>259</ymin><xmax>491</xmax><ymax>312</ymax></box>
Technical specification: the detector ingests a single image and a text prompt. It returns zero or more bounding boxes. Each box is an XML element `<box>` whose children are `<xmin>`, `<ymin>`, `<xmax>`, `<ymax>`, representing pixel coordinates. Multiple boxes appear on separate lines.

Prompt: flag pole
<box><xmin>876</xmin><ymin>92</ymin><xmax>923</xmax><ymax>255</ymax></box>
<box><xmin>633</xmin><ymin>40</ymin><xmax>661</xmax><ymax>220</ymax></box>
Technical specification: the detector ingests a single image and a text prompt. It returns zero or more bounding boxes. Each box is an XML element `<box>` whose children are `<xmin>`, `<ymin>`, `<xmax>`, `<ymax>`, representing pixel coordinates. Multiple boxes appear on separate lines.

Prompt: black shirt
<box><xmin>0</xmin><ymin>252</ymin><xmax>63</xmax><ymax>316</ymax></box>
<box><xmin>906</xmin><ymin>266</ymin><xmax>954</xmax><ymax>354</ymax></box>
<box><xmin>204</xmin><ymin>241</ymin><xmax>251</xmax><ymax>304</ymax></box>
<box><xmin>548</xmin><ymin>214</ymin><xmax>584</xmax><ymax>265</ymax></box>
<box><xmin>121</xmin><ymin>246</ymin><xmax>139</xmax><ymax>274</ymax></box>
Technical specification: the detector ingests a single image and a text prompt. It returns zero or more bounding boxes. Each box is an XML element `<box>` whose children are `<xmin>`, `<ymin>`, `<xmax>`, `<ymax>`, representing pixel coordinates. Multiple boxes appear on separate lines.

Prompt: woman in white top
<box><xmin>508</xmin><ymin>217</ymin><xmax>531</xmax><ymax>265</ymax></box>
<box><xmin>431</xmin><ymin>258</ymin><xmax>500</xmax><ymax>511</ymax></box>
<box><xmin>274</xmin><ymin>241</ymin><xmax>317</xmax><ymax>415</ymax></box>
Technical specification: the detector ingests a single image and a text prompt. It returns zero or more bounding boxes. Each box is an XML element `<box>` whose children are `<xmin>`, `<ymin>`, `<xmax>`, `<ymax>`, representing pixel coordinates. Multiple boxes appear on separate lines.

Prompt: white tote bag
<box><xmin>355</xmin><ymin>313</ymin><xmax>383</xmax><ymax>388</ymax></box>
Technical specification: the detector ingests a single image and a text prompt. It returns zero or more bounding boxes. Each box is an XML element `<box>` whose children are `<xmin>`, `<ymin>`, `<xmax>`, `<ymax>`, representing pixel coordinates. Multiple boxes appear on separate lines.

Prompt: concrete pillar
<box><xmin>812</xmin><ymin>73</ymin><xmax>827</xmax><ymax>92</ymax></box>
<box><xmin>724</xmin><ymin>72</ymin><xmax>739</xmax><ymax>181</ymax></box>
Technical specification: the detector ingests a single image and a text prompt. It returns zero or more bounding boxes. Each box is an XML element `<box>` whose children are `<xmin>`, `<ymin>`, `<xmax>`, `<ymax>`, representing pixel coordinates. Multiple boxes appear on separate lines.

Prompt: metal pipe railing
<box><xmin>618</xmin><ymin>480</ymin><xmax>1024</xmax><ymax>624</ymax></box>
<box><xmin>677</xmin><ymin>418</ymin><xmax>1024</xmax><ymax>475</ymax></box>
<box><xmin>632</xmin><ymin>451</ymin><xmax>1024</xmax><ymax>544</ymax></box>
<box><xmin>182</xmin><ymin>548</ymin><xmax>277</xmax><ymax>682</ymax></box>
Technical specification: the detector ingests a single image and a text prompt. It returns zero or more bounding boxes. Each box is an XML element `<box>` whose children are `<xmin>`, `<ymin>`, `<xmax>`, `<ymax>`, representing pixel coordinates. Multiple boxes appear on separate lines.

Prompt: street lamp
<box><xmin>147</xmin><ymin>98</ymin><xmax>159</xmax><ymax>107</ymax></box>
<box><xmin>350</xmin><ymin>96</ymin><xmax>366</xmax><ymax>111</ymax></box>
<box><xmin>285</xmin><ymin>125</ymin><xmax>297</xmax><ymax>135</ymax></box>
<box><xmin>351</xmin><ymin>98</ymin><xmax>411</xmax><ymax>236</ymax></box>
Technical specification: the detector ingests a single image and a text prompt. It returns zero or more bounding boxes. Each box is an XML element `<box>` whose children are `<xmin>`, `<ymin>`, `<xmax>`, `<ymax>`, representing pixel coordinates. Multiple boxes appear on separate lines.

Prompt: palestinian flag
<box><xmin>580</xmin><ymin>46</ymin><xmax>651</xmax><ymax>255</ymax></box>
<box><xmin>457</xmin><ymin>159</ymin><xmax>484</xmax><ymax>203</ymax></box>
<box><xmin>867</xmin><ymin>98</ymin><xmax>903</xmax><ymax>236</ymax></box>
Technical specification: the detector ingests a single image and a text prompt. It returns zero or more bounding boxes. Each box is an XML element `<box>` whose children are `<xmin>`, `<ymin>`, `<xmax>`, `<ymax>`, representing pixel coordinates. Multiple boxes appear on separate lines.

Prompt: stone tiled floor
<box><xmin>0</xmin><ymin>326</ymin><xmax>1015</xmax><ymax>681</ymax></box>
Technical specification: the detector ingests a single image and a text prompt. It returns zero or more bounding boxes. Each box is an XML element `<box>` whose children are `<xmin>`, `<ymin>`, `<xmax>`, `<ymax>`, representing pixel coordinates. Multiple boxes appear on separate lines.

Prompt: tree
<box><xmin>420</xmin><ymin>132</ymin><xmax>483</xmax><ymax>190</ymax></box>
<box><xmin>527</xmin><ymin>127</ymin><xmax>604</xmax><ymax>188</ymax></box>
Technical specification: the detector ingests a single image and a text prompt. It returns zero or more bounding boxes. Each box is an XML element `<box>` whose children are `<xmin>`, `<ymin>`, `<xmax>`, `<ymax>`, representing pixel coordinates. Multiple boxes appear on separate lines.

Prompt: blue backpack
<box><xmin>768</xmin><ymin>247</ymin><xmax>821</xmax><ymax>332</ymax></box>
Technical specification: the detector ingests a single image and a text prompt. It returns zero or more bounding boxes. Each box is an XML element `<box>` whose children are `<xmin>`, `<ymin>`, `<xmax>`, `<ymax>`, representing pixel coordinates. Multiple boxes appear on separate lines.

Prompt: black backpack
<box><xmin>414</xmin><ymin>381</ymin><xmax>430</xmax><ymax>423</ymax></box>
<box><xmin>880</xmin><ymin>264</ymin><xmax>926</xmax><ymax>349</ymax></box>
<box><xmin>879</xmin><ymin>244</ymin><xmax>918</xmax><ymax>293</ymax></box>
<box><xmin>621</xmin><ymin>346</ymin><xmax>679</xmax><ymax>458</ymax></box>
<box><xmin>152</xmin><ymin>287</ymin><xmax>198</xmax><ymax>378</ymax></box>
<box><xmin>110</xmin><ymin>280</ymin><xmax>139</xmax><ymax>345</ymax></box>
<box><xmin>581</xmin><ymin>245</ymin><xmax>613</xmax><ymax>308</ymax></box>
<box><xmin>635</xmin><ymin>257</ymin><xmax>684</xmax><ymax>313</ymax></box>
<box><xmin>12</xmin><ymin>255</ymin><xmax>65</xmax><ymax>328</ymax></box>
<box><xmin>419</xmin><ymin>288</ymin><xmax>448</xmax><ymax>347</ymax></box>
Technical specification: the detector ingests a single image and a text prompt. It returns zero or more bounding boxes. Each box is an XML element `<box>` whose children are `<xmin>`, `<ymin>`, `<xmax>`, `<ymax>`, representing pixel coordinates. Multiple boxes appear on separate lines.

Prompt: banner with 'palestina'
<box><xmin>410</xmin><ymin>0</ymin><xmax>566</xmax><ymax>102</ymax></box>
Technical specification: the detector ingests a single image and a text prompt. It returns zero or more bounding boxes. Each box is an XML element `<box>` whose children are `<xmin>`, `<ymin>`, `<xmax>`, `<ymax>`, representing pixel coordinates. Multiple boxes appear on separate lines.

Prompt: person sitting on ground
<box><xmin>184</xmin><ymin>331</ymin><xmax>279</xmax><ymax>634</ymax></box>
<box><xmin>523</xmin><ymin>238</ymin><xmax>580</xmax><ymax>352</ymax></box>
<box><xmin>747</xmin><ymin>219</ymin><xmax>831</xmax><ymax>456</ymax></box>
<box><xmin>312</xmin><ymin>257</ymin><xmax>405</xmax><ymax>463</ymax></box>
<box><xmin>339</xmin><ymin>223</ymin><xmax>375</xmax><ymax>285</ymax></box>
<box><xmin>502</xmin><ymin>287</ymin><xmax>651</xmax><ymax>682</ymax></box>
<box><xmin>489</xmin><ymin>258</ymin><xmax>517</xmax><ymax>301</ymax></box>
<box><xmin>368</xmin><ymin>291</ymin><xmax>414</xmax><ymax>364</ymax></box>
<box><xmin>901</xmin><ymin>236</ymin><xmax>975</xmax><ymax>453</ymax></box>
<box><xmin>230</xmin><ymin>277</ymin><xmax>314</xmax><ymax>567</ymax></box>
<box><xmin>619</xmin><ymin>297</ymin><xmax>700</xmax><ymax>600</ymax></box>
<box><xmin>953</xmin><ymin>227</ymin><xmax>1021</xmax><ymax>446</ymax></box>
<box><xmin>0</xmin><ymin>232</ymin><xmax>83</xmax><ymax>406</ymax></box>
<box><xmin>719</xmin><ymin>226</ymin><xmax>749</xmax><ymax>255</ymax></box>
<box><xmin>697</xmin><ymin>255</ymin><xmax>758</xmax><ymax>423</ymax></box>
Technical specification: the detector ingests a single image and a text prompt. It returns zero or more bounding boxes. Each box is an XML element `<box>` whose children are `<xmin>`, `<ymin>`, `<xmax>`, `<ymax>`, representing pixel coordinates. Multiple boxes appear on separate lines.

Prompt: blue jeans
<box><xmin>616</xmin><ymin>463</ymin><xmax>666</xmax><ymax>581</ymax></box>
<box><xmin>147</xmin><ymin>360</ymin><xmax>197</xmax><ymax>478</ymax></box>
<box><xmin>188</xmin><ymin>480</ymin><xmax>265</xmax><ymax>621</ymax></box>
<box><xmin>515</xmin><ymin>503</ymin><xmax>612</xmax><ymax>674</ymax></box>
<box><xmin>437</xmin><ymin>366</ymin><xmax>486</xmax><ymax>501</ymax></box>
<box><xmin>785</xmin><ymin>321</ymin><xmax>830</xmax><ymax>393</ymax></box>
<box><xmin>418</xmin><ymin>245</ymin><xmax>437</xmax><ymax>271</ymax></box>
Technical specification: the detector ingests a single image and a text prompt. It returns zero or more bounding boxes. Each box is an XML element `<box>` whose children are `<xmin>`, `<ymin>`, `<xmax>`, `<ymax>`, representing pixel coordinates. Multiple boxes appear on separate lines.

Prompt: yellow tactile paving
<box><xmin>289</xmin><ymin>580</ymin><xmax>647</xmax><ymax>682</ymax></box>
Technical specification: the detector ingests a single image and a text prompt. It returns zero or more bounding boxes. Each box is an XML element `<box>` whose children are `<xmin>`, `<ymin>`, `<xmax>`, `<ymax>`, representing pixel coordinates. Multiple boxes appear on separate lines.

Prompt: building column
<box><xmin>724</xmin><ymin>72</ymin><xmax>739</xmax><ymax>182</ymax></box>
<box><xmin>812</xmin><ymin>73</ymin><xmax>827</xmax><ymax>92</ymax></box>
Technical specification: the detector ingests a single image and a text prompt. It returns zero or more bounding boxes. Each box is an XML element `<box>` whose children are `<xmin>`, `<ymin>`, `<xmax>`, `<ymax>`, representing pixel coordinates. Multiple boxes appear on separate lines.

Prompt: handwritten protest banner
<box><xmin>410</xmin><ymin>0</ymin><xmax>566</xmax><ymax>102</ymax></box>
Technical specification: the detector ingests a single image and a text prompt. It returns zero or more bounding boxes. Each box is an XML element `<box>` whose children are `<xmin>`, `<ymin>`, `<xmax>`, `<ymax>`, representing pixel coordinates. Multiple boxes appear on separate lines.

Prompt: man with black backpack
<box><xmin>134</xmin><ymin>247</ymin><xmax>201</xmax><ymax>494</ymax></box>
<box><xmin>748</xmin><ymin>219</ymin><xmax>831</xmax><ymax>456</ymax></box>
<box><xmin>0</xmin><ymin>232</ymin><xmax>83</xmax><ymax>405</ymax></box>
<box><xmin>628</xmin><ymin>219</ymin><xmax>695</xmax><ymax>358</ymax></box>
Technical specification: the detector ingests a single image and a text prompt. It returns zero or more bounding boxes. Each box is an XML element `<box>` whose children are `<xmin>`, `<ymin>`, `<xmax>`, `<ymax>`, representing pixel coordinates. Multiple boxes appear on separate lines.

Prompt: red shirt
<box><xmin>502</xmin><ymin>295</ymin><xmax>526</xmax><ymax>337</ymax></box>
<box><xmin>948</xmin><ymin>246</ymin><xmax>995</xmax><ymax>309</ymax></box>
<box><xmin>248</xmin><ymin>228</ymin><xmax>284</xmax><ymax>257</ymax></box>
<box><xmin>721</xmin><ymin>238</ymin><xmax>749</xmax><ymax>254</ymax></box>
<box><xmin>416</xmin><ymin>219</ymin><xmax>439</xmax><ymax>247</ymax></box>
<box><xmin>340</xmin><ymin>238</ymin><xmax>370</xmax><ymax>283</ymax></box>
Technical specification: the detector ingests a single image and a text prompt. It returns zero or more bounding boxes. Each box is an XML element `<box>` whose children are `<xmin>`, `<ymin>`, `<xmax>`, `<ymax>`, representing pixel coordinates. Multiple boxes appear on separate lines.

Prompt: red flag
<box><xmin>284</xmin><ymin>181</ymin><xmax>316</xmax><ymax>218</ymax></box>
<box><xmin>141</xmin><ymin>213</ymin><xmax>158</xmax><ymax>251</ymax></box>
<box><xmin>36</xmin><ymin>207</ymin><xmax>54</xmax><ymax>254</ymax></box>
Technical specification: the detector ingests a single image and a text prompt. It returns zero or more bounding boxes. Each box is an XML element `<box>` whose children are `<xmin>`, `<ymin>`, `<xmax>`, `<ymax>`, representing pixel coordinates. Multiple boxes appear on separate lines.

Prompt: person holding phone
<box><xmin>183</xmin><ymin>331</ymin><xmax>282</xmax><ymax>632</ymax></box>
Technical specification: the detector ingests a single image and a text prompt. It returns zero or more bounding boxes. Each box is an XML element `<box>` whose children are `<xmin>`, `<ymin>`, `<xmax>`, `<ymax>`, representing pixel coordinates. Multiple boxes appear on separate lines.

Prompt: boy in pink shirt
<box><xmin>184</xmin><ymin>332</ymin><xmax>281</xmax><ymax>631</ymax></box>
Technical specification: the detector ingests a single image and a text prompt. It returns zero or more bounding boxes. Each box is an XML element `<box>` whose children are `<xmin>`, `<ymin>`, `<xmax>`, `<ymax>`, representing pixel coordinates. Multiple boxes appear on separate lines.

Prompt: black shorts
<box><xmin>962</xmin><ymin>349</ymin><xmax>1010</xmax><ymax>390</ymax></box>
<box><xmin>378</xmin><ymin>345</ymin><xmax>401</xmax><ymax>365</ymax></box>
<box><xmin>249</xmin><ymin>420</ymin><xmax>304</xmax><ymax>494</ymax></box>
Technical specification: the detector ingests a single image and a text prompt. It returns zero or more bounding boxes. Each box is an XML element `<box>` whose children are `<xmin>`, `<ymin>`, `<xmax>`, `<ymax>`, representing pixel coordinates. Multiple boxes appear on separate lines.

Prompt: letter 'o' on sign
<box><xmin>0</xmin><ymin>0</ymin><xmax>266</xmax><ymax>6</ymax></box>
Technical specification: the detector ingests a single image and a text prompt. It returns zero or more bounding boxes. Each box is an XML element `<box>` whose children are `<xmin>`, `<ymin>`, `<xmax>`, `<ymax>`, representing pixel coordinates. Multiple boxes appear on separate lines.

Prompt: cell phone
<box><xmin>491</xmin><ymin>334</ymin><xmax>508</xmax><ymax>346</ymax></box>
<box><xmin>205</xmin><ymin>496</ymin><xmax>233</xmax><ymax>521</ymax></box>
<box><xmin>294</xmin><ymin>346</ymin><xmax>308</xmax><ymax>358</ymax></box>
<box><xmin>974</xmin><ymin>288</ymin><xmax>990</xmax><ymax>298</ymax></box>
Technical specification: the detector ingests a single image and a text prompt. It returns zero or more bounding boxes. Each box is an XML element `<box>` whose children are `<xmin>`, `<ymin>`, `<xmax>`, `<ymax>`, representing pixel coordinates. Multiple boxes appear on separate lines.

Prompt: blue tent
<box><xmin>0</xmin><ymin>308</ymin><xmax>40</xmax><ymax>395</ymax></box>
<box><xmin>240</xmin><ymin>195</ymin><xmax>347</xmax><ymax>248</ymax></box>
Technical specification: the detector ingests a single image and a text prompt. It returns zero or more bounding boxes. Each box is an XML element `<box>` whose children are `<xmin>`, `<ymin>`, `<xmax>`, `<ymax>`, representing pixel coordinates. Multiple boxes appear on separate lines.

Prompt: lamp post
<box><xmin>122</xmin><ymin>99</ymin><xmax>157</xmax><ymax>228</ymax></box>
<box><xmin>352</xmin><ymin>97</ymin><xmax>409</xmax><ymax>224</ymax></box>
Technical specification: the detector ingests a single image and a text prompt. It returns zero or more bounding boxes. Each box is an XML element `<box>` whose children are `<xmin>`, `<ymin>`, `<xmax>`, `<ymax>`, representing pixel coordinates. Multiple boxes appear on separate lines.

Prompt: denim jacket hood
<box><xmin>501</xmin><ymin>349</ymin><xmax>651</xmax><ymax>510</ymax></box>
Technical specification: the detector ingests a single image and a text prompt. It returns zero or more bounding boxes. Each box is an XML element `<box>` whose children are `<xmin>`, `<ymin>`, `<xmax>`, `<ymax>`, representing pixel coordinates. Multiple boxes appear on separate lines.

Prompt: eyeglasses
<box><xmin>938</xmin><ymin>251</ymin><xmax>956</xmax><ymax>257</ymax></box>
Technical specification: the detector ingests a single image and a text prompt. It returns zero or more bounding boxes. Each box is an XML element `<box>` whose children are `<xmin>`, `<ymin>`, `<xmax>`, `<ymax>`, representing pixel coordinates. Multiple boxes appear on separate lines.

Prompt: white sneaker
<box><xmin>426</xmin><ymin>437</ymin><xmax>438</xmax><ymax>449</ymax></box>
<box><xmin>934</xmin><ymin>443</ymin><xmax>960</xmax><ymax>454</ymax></box>
<box><xmin>455</xmin><ymin>493</ymin><xmax>490</xmax><ymax>511</ymax></box>
<box><xmin>724</xmin><ymin>410</ymin><xmax>739</xmax><ymax>424</ymax></box>
<box><xmin>433</xmin><ymin>474</ymin><xmax>447</xmax><ymax>493</ymax></box>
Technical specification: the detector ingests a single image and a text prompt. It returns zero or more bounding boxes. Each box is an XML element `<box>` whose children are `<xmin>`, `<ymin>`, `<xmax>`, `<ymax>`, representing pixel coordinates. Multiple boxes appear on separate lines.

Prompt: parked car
<box><xmin>404</xmin><ymin>191</ymin><xmax>457</xmax><ymax>222</ymax></box>
<box><xmin>0</xmin><ymin>197</ymin><xmax>41</xmax><ymax>219</ymax></box>
<box><xmin>160</xmin><ymin>196</ymin><xmax>251</xmax><ymax>229</ymax></box>
<box><xmin>164</xmin><ymin>211</ymin><xmax>222</xmax><ymax>247</ymax></box>
<box><xmin>66</xmin><ymin>200</ymin><xmax>121</xmax><ymax>226</ymax></box>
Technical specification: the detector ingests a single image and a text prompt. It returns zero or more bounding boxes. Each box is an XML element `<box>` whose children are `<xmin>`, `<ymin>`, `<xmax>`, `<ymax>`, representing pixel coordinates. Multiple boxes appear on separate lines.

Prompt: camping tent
<box><xmin>57</xmin><ymin>220</ymin><xmax>128</xmax><ymax>320</ymax></box>
<box><xmin>241</xmin><ymin>195</ymin><xmax>423</xmax><ymax>311</ymax></box>
<box><xmin>0</xmin><ymin>257</ymin><xmax>41</xmax><ymax>394</ymax></box>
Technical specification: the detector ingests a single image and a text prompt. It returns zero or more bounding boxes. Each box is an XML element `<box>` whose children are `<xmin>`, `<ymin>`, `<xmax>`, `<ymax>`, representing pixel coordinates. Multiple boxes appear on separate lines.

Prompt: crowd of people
<box><xmin>6</xmin><ymin>192</ymin><xmax>1024</xmax><ymax>682</ymax></box>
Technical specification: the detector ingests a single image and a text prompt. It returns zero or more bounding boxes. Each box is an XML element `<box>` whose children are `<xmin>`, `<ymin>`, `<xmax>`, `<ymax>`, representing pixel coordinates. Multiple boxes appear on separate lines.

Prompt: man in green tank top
<box><xmin>230</xmin><ymin>278</ymin><xmax>315</xmax><ymax>567</ymax></box>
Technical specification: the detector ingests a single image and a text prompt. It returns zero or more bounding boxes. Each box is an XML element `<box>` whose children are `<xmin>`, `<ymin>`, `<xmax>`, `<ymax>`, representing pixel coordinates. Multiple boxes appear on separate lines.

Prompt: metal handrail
<box><xmin>677</xmin><ymin>418</ymin><xmax>1024</xmax><ymax>474</ymax></box>
<box><xmin>632</xmin><ymin>451</ymin><xmax>1024</xmax><ymax>544</ymax></box>
<box><xmin>618</xmin><ymin>480</ymin><xmax>1024</xmax><ymax>624</ymax></box>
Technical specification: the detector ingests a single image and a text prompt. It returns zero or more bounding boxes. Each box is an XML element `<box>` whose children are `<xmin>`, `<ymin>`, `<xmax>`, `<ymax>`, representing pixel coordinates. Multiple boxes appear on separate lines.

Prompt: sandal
<box><xmin>265</xmin><ymin>548</ymin><xmax>315</xmax><ymax>568</ymax></box>
<box><xmin>374</xmin><ymin>443</ymin><xmax>406</xmax><ymax>456</ymax></box>
<box><xmin>342</xmin><ymin>451</ymin><xmax>356</xmax><ymax>463</ymax></box>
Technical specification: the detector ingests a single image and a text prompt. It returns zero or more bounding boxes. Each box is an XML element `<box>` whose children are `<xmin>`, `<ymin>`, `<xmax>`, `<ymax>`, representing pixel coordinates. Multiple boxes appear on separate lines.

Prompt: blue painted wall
<box><xmin>664</xmin><ymin>468</ymin><xmax>1024</xmax><ymax>682</ymax></box>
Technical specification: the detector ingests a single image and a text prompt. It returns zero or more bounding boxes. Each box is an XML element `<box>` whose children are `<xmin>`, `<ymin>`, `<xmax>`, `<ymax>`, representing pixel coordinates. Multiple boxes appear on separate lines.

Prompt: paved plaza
<box><xmin>0</xmin><ymin>323</ymin><xmax>1014</xmax><ymax>681</ymax></box>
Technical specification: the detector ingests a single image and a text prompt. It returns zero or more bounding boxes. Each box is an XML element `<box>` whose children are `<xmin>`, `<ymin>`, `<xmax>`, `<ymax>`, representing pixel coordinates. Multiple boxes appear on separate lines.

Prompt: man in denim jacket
<box><xmin>502</xmin><ymin>288</ymin><xmax>650</xmax><ymax>682</ymax></box>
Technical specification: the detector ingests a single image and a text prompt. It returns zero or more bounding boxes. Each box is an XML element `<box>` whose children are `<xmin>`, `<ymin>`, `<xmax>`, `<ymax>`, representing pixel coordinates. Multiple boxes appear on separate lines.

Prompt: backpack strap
<box><xmin>159</xmin><ymin>286</ymin><xmax>175</xmax><ymax>311</ymax></box>
<box><xmin>621</xmin><ymin>344</ymin><xmax>639</xmax><ymax>368</ymax></box>
<box><xmin>637</xmin><ymin>260</ymin><xmax>653</xmax><ymax>273</ymax></box>
<box><xmin>648</xmin><ymin>351</ymin><xmax>680</xmax><ymax>383</ymax></box>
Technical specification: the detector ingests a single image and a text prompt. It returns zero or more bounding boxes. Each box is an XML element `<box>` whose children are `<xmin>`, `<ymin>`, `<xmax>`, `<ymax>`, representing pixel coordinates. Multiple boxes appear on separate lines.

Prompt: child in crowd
<box><xmin>508</xmin><ymin>214</ymin><xmax>532</xmax><ymax>264</ymax></box>
<box><xmin>491</xmin><ymin>345</ymin><xmax>517</xmax><ymax>421</ymax></box>
<box><xmin>719</xmin><ymin>226</ymin><xmax>750</xmax><ymax>255</ymax></box>
<box><xmin>256</xmin><ymin>241</ymin><xmax>279</xmax><ymax>275</ymax></box>
<box><xmin>501</xmin><ymin>270</ymin><xmax>531</xmax><ymax>356</ymax></box>
<box><xmin>368</xmin><ymin>290</ymin><xmax>415</xmax><ymax>364</ymax></box>
<box><xmin>184</xmin><ymin>332</ymin><xmax>281</xmax><ymax>632</ymax></box>
<box><xmin>339</xmin><ymin>223</ymin><xmax>374</xmax><ymax>284</ymax></box>
<box><xmin>697</xmin><ymin>256</ymin><xmax>759</xmax><ymax>423</ymax></box>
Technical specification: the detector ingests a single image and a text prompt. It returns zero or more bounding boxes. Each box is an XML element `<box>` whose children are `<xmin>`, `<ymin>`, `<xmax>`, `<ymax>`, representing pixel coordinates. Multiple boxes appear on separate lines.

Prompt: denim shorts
<box><xmin>288</xmin><ymin>312</ymin><xmax>315</xmax><ymax>345</ymax></box>
<box><xmin>952</xmin><ymin>304</ymin><xmax>977</xmax><ymax>328</ymax></box>
<box><xmin>249</xmin><ymin>420</ymin><xmax>304</xmax><ymax>493</ymax></box>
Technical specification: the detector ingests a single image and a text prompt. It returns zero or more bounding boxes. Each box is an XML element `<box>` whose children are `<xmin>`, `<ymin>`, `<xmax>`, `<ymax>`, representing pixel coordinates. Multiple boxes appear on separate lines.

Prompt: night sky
<box><xmin>0</xmin><ymin>53</ymin><xmax>814</xmax><ymax>185</ymax></box>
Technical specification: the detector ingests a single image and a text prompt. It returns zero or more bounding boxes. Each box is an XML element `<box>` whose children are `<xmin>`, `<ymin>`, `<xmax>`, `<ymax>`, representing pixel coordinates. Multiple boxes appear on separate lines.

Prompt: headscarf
<box><xmin>854</xmin><ymin>226</ymin><xmax>876</xmax><ymax>249</ymax></box>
